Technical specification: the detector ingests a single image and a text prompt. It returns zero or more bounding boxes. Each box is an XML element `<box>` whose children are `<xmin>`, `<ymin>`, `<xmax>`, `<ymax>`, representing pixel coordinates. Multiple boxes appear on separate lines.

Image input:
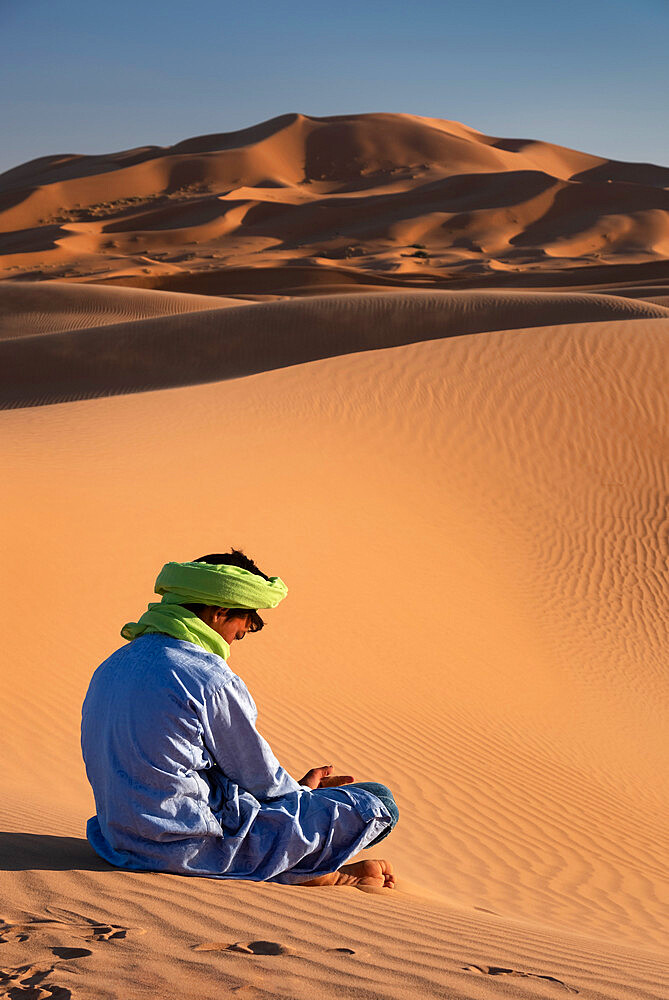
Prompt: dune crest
<box><xmin>2</xmin><ymin>285</ymin><xmax>668</xmax><ymax>406</ymax></box>
<box><xmin>0</xmin><ymin>280</ymin><xmax>246</xmax><ymax>340</ymax></box>
<box><xmin>2</xmin><ymin>112</ymin><xmax>669</xmax><ymax>291</ymax></box>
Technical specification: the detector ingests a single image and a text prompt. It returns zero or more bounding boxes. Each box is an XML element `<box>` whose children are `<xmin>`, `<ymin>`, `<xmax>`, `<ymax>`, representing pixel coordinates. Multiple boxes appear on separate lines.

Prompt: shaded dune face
<box><xmin>2</xmin><ymin>286</ymin><xmax>668</xmax><ymax>407</ymax></box>
<box><xmin>0</xmin><ymin>281</ymin><xmax>240</xmax><ymax>340</ymax></box>
<box><xmin>1</xmin><ymin>112</ymin><xmax>669</xmax><ymax>288</ymax></box>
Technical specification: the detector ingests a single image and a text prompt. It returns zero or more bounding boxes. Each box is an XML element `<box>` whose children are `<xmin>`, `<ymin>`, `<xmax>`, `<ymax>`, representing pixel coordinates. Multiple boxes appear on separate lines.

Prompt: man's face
<box><xmin>217</xmin><ymin>613</ymin><xmax>252</xmax><ymax>645</ymax></box>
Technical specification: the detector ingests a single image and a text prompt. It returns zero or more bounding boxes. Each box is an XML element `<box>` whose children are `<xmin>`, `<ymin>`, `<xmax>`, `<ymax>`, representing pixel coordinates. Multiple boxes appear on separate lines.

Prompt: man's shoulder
<box><xmin>100</xmin><ymin>634</ymin><xmax>236</xmax><ymax>690</ymax></box>
<box><xmin>151</xmin><ymin>635</ymin><xmax>237</xmax><ymax>685</ymax></box>
<box><xmin>157</xmin><ymin>638</ymin><xmax>254</xmax><ymax>713</ymax></box>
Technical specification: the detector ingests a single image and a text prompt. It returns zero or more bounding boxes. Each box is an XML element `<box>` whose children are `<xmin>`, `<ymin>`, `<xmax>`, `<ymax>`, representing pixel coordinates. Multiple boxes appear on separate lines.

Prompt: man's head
<box><xmin>183</xmin><ymin>549</ymin><xmax>269</xmax><ymax>645</ymax></box>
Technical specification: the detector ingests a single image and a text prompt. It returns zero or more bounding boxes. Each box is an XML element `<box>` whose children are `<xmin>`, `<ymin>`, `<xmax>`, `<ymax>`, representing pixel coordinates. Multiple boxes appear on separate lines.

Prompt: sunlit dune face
<box><xmin>3</xmin><ymin>113</ymin><xmax>669</xmax><ymax>288</ymax></box>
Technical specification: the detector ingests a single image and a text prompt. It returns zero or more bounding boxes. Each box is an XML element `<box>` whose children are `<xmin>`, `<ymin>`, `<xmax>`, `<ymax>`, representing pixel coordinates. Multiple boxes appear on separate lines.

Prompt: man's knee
<box><xmin>350</xmin><ymin>781</ymin><xmax>399</xmax><ymax>826</ymax></box>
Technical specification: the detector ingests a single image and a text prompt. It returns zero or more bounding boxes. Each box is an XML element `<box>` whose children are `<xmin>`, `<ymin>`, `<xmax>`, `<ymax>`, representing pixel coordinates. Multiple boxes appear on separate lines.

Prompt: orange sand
<box><xmin>1</xmin><ymin>114</ymin><xmax>667</xmax><ymax>1000</ymax></box>
<box><xmin>2</xmin><ymin>112</ymin><xmax>669</xmax><ymax>292</ymax></box>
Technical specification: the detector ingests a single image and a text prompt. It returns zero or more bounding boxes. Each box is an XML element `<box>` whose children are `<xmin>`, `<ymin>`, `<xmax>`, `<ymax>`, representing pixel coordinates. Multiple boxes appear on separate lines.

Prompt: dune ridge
<box><xmin>2</xmin><ymin>112</ymin><xmax>669</xmax><ymax>290</ymax></box>
<box><xmin>0</xmin><ymin>280</ymin><xmax>246</xmax><ymax>340</ymax></box>
<box><xmin>1</xmin><ymin>285</ymin><xmax>668</xmax><ymax>406</ymax></box>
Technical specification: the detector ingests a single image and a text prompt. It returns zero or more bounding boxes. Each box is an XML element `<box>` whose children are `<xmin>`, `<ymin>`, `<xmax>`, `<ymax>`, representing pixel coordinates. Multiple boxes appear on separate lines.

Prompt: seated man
<box><xmin>81</xmin><ymin>549</ymin><xmax>398</xmax><ymax>888</ymax></box>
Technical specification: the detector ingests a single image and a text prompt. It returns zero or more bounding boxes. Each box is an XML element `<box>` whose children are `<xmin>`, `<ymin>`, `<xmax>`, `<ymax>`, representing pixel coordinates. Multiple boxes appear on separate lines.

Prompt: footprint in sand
<box><xmin>51</xmin><ymin>948</ymin><xmax>93</xmax><ymax>960</ymax></box>
<box><xmin>463</xmin><ymin>964</ymin><xmax>578</xmax><ymax>993</ymax></box>
<box><xmin>195</xmin><ymin>940</ymin><xmax>293</xmax><ymax>955</ymax></box>
<box><xmin>0</xmin><ymin>909</ymin><xmax>145</xmax><ymax>999</ymax></box>
<box><xmin>0</xmin><ymin>962</ymin><xmax>72</xmax><ymax>999</ymax></box>
<box><xmin>194</xmin><ymin>940</ymin><xmax>358</xmax><ymax>957</ymax></box>
<box><xmin>44</xmin><ymin>906</ymin><xmax>146</xmax><ymax>942</ymax></box>
<box><xmin>1</xmin><ymin>910</ymin><xmax>144</xmax><ymax>947</ymax></box>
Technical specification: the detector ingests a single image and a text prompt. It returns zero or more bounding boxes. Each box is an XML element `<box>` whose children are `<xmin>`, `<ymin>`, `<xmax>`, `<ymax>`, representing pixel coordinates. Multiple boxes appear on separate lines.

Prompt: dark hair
<box><xmin>195</xmin><ymin>549</ymin><xmax>269</xmax><ymax>581</ymax></box>
<box><xmin>182</xmin><ymin>548</ymin><xmax>268</xmax><ymax>632</ymax></box>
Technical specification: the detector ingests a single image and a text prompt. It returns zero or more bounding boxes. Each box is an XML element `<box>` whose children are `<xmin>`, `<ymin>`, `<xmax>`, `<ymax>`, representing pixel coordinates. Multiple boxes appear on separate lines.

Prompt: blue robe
<box><xmin>81</xmin><ymin>634</ymin><xmax>391</xmax><ymax>883</ymax></box>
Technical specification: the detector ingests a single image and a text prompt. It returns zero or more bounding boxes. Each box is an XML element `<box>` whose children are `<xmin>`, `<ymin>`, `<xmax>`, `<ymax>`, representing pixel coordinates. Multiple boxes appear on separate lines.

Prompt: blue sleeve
<box><xmin>203</xmin><ymin>675</ymin><xmax>302</xmax><ymax>800</ymax></box>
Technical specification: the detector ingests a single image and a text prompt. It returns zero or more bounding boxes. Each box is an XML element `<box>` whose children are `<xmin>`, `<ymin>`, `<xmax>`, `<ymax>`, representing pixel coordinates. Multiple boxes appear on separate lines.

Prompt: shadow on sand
<box><xmin>0</xmin><ymin>832</ymin><xmax>112</xmax><ymax>872</ymax></box>
<box><xmin>2</xmin><ymin>284</ymin><xmax>669</xmax><ymax>409</ymax></box>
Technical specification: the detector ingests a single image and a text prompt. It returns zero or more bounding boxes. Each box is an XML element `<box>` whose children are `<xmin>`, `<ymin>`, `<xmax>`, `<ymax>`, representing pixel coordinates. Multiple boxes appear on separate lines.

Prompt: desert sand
<box><xmin>0</xmin><ymin>114</ymin><xmax>667</xmax><ymax>1000</ymax></box>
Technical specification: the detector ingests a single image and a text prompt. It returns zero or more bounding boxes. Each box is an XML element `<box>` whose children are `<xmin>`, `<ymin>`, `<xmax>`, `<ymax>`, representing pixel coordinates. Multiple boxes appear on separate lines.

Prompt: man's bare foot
<box><xmin>337</xmin><ymin>859</ymin><xmax>395</xmax><ymax>888</ymax></box>
<box><xmin>299</xmin><ymin>859</ymin><xmax>395</xmax><ymax>889</ymax></box>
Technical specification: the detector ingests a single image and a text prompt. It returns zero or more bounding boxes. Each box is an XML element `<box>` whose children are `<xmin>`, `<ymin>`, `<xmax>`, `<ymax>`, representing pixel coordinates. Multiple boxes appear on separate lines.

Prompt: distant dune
<box><xmin>2</xmin><ymin>112</ymin><xmax>669</xmax><ymax>292</ymax></box>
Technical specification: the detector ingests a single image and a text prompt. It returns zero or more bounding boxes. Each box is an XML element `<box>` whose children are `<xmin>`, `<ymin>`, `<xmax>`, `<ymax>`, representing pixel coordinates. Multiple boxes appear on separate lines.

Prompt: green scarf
<box><xmin>122</xmin><ymin>602</ymin><xmax>232</xmax><ymax>660</ymax></box>
<box><xmin>121</xmin><ymin>560</ymin><xmax>288</xmax><ymax>662</ymax></box>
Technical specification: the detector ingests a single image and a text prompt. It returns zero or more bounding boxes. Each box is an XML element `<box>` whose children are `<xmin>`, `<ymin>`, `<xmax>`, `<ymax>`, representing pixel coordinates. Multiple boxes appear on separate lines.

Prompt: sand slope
<box><xmin>2</xmin><ymin>112</ymin><xmax>669</xmax><ymax>290</ymax></box>
<box><xmin>1</xmin><ymin>294</ymin><xmax>667</xmax><ymax>997</ymax></box>
<box><xmin>0</xmin><ymin>280</ymin><xmax>247</xmax><ymax>340</ymax></box>
<box><xmin>1</xmin><ymin>285</ymin><xmax>668</xmax><ymax>406</ymax></box>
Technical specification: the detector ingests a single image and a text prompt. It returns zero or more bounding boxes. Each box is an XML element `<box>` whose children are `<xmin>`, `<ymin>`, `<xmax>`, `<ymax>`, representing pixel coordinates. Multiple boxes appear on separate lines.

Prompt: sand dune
<box><xmin>2</xmin><ymin>286</ymin><xmax>668</xmax><ymax>406</ymax></box>
<box><xmin>1</xmin><ymin>113</ymin><xmax>668</xmax><ymax>1000</ymax></box>
<box><xmin>0</xmin><ymin>280</ymin><xmax>246</xmax><ymax>340</ymax></box>
<box><xmin>1</xmin><ymin>311</ymin><xmax>668</xmax><ymax>998</ymax></box>
<box><xmin>2</xmin><ymin>112</ymin><xmax>669</xmax><ymax>290</ymax></box>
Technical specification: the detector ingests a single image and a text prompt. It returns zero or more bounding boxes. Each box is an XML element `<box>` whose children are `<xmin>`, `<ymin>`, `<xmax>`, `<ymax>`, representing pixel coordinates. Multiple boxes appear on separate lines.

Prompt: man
<box><xmin>81</xmin><ymin>550</ymin><xmax>398</xmax><ymax>888</ymax></box>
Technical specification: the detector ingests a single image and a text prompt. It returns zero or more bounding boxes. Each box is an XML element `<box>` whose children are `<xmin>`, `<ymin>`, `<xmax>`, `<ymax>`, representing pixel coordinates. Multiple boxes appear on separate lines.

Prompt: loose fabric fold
<box><xmin>122</xmin><ymin>603</ymin><xmax>232</xmax><ymax>660</ymax></box>
<box><xmin>155</xmin><ymin>561</ymin><xmax>287</xmax><ymax>609</ymax></box>
<box><xmin>121</xmin><ymin>560</ymin><xmax>288</xmax><ymax>661</ymax></box>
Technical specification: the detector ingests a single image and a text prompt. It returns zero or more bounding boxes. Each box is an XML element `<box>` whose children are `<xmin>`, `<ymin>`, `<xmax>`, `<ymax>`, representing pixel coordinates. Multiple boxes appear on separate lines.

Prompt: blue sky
<box><xmin>2</xmin><ymin>0</ymin><xmax>668</xmax><ymax>174</ymax></box>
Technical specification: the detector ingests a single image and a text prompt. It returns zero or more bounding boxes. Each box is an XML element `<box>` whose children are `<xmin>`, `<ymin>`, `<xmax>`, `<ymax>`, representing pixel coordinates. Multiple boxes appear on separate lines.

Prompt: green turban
<box><xmin>121</xmin><ymin>560</ymin><xmax>288</xmax><ymax>661</ymax></box>
<box><xmin>153</xmin><ymin>560</ymin><xmax>288</xmax><ymax>609</ymax></box>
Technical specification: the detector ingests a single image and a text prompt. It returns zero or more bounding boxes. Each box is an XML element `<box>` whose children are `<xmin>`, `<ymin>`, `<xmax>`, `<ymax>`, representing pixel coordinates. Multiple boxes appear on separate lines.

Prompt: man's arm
<box><xmin>203</xmin><ymin>675</ymin><xmax>303</xmax><ymax>800</ymax></box>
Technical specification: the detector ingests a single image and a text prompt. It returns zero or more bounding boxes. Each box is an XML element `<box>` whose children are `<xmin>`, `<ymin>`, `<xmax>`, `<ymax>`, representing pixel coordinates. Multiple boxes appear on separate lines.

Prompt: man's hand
<box><xmin>299</xmin><ymin>765</ymin><xmax>355</xmax><ymax>789</ymax></box>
